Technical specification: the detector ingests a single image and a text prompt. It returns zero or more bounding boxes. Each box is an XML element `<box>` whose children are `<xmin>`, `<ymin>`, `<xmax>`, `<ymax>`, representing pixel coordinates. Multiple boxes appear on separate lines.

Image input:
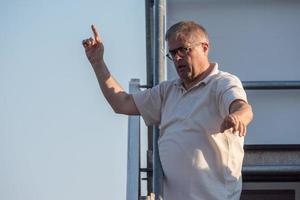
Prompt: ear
<box><xmin>202</xmin><ymin>42</ymin><xmax>209</xmax><ymax>54</ymax></box>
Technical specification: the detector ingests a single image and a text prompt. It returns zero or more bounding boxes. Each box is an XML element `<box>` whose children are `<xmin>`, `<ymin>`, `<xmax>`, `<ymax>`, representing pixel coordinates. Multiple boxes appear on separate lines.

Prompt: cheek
<box><xmin>186</xmin><ymin>59</ymin><xmax>194</xmax><ymax>71</ymax></box>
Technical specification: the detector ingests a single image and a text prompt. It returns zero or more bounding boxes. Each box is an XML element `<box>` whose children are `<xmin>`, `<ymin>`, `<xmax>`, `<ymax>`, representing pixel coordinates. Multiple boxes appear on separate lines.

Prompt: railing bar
<box><xmin>243</xmin><ymin>165</ymin><xmax>300</xmax><ymax>174</ymax></box>
<box><xmin>139</xmin><ymin>81</ymin><xmax>300</xmax><ymax>90</ymax></box>
<box><xmin>243</xmin><ymin>81</ymin><xmax>300</xmax><ymax>90</ymax></box>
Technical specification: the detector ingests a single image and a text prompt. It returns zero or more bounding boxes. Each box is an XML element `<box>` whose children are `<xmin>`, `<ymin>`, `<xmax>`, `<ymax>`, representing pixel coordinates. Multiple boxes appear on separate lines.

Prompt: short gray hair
<box><xmin>165</xmin><ymin>21</ymin><xmax>209</xmax><ymax>44</ymax></box>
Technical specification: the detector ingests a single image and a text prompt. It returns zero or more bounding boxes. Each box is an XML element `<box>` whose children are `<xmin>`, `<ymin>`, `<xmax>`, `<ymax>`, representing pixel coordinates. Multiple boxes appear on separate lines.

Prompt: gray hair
<box><xmin>165</xmin><ymin>21</ymin><xmax>209</xmax><ymax>44</ymax></box>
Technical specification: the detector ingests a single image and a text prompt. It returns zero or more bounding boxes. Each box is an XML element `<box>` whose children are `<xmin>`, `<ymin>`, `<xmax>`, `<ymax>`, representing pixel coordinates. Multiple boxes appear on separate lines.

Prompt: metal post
<box><xmin>126</xmin><ymin>79</ymin><xmax>141</xmax><ymax>200</ymax></box>
<box><xmin>152</xmin><ymin>0</ymin><xmax>166</xmax><ymax>199</ymax></box>
<box><xmin>146</xmin><ymin>0</ymin><xmax>154</xmax><ymax>88</ymax></box>
<box><xmin>153</xmin><ymin>0</ymin><xmax>166</xmax><ymax>84</ymax></box>
<box><xmin>152</xmin><ymin>126</ymin><xmax>164</xmax><ymax>200</ymax></box>
<box><xmin>145</xmin><ymin>0</ymin><xmax>154</xmax><ymax>195</ymax></box>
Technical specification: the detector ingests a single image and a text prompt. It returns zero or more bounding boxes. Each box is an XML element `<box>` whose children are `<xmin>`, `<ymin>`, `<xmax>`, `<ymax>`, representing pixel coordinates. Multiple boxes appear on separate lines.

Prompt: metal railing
<box><xmin>243</xmin><ymin>144</ymin><xmax>300</xmax><ymax>182</ymax></box>
<box><xmin>243</xmin><ymin>81</ymin><xmax>300</xmax><ymax>90</ymax></box>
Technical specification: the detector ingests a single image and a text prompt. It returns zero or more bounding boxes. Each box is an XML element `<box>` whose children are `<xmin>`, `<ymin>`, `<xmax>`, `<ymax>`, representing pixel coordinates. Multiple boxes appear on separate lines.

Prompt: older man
<box><xmin>83</xmin><ymin>21</ymin><xmax>253</xmax><ymax>200</ymax></box>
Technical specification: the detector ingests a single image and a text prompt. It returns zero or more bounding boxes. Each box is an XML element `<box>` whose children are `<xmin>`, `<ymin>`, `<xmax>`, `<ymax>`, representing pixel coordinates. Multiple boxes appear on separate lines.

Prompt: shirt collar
<box><xmin>174</xmin><ymin>62</ymin><xmax>219</xmax><ymax>88</ymax></box>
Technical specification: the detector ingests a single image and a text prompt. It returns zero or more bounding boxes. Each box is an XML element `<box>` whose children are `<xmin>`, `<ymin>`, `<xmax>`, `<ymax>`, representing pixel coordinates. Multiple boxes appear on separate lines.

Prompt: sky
<box><xmin>0</xmin><ymin>0</ymin><xmax>146</xmax><ymax>199</ymax></box>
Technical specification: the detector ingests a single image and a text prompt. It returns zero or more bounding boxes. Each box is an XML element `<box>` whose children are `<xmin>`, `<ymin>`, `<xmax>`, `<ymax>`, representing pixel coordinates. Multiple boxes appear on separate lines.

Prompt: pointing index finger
<box><xmin>91</xmin><ymin>24</ymin><xmax>100</xmax><ymax>42</ymax></box>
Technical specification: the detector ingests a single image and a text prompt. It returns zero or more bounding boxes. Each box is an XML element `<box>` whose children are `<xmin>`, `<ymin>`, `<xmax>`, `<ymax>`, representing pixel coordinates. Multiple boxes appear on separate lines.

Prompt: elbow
<box><xmin>109</xmin><ymin>93</ymin><xmax>139</xmax><ymax>115</ymax></box>
<box><xmin>106</xmin><ymin>92</ymin><xmax>129</xmax><ymax>114</ymax></box>
<box><xmin>111</xmin><ymin>94</ymin><xmax>130</xmax><ymax>115</ymax></box>
<box><xmin>112</xmin><ymin>105</ymin><xmax>123</xmax><ymax>114</ymax></box>
<box><xmin>113</xmin><ymin>105</ymin><xmax>133</xmax><ymax>115</ymax></box>
<box><xmin>114</xmin><ymin>108</ymin><xmax>123</xmax><ymax>114</ymax></box>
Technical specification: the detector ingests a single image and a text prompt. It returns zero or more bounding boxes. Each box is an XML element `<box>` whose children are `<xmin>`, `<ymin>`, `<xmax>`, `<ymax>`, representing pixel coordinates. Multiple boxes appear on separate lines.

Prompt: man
<box><xmin>82</xmin><ymin>21</ymin><xmax>253</xmax><ymax>200</ymax></box>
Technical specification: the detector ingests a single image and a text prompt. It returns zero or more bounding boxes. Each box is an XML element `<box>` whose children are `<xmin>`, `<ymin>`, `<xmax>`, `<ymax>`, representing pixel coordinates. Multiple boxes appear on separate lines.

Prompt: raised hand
<box><xmin>82</xmin><ymin>24</ymin><xmax>104</xmax><ymax>66</ymax></box>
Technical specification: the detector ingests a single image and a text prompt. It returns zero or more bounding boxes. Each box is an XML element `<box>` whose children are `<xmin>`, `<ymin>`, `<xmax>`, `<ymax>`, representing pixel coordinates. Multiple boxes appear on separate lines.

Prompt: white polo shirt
<box><xmin>132</xmin><ymin>63</ymin><xmax>247</xmax><ymax>200</ymax></box>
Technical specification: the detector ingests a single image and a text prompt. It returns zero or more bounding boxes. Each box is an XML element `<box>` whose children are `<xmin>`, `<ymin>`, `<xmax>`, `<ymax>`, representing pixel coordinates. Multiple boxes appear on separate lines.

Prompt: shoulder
<box><xmin>159</xmin><ymin>79</ymin><xmax>178</xmax><ymax>86</ymax></box>
<box><xmin>207</xmin><ymin>69</ymin><xmax>244</xmax><ymax>96</ymax></box>
<box><xmin>214</xmin><ymin>70</ymin><xmax>243</xmax><ymax>88</ymax></box>
<box><xmin>155</xmin><ymin>79</ymin><xmax>178</xmax><ymax>91</ymax></box>
<box><xmin>152</xmin><ymin>79</ymin><xmax>179</xmax><ymax>99</ymax></box>
<box><xmin>145</xmin><ymin>79</ymin><xmax>177</xmax><ymax>97</ymax></box>
<box><xmin>216</xmin><ymin>70</ymin><xmax>241</xmax><ymax>82</ymax></box>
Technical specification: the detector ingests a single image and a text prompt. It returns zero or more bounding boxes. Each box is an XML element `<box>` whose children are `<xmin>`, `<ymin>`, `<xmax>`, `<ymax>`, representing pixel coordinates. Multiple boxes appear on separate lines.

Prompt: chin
<box><xmin>177</xmin><ymin>71</ymin><xmax>192</xmax><ymax>81</ymax></box>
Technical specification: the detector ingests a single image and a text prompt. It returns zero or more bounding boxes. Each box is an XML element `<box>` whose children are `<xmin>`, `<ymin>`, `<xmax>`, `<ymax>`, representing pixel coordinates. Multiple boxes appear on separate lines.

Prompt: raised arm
<box><xmin>82</xmin><ymin>25</ymin><xmax>139</xmax><ymax>115</ymax></box>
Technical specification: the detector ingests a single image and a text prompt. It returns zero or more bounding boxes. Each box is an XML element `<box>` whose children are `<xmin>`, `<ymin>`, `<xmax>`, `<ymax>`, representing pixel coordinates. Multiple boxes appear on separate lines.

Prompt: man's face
<box><xmin>167</xmin><ymin>36</ymin><xmax>208</xmax><ymax>83</ymax></box>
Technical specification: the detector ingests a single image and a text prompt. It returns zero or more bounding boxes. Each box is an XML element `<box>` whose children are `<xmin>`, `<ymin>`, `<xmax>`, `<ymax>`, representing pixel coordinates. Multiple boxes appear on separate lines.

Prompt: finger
<box><xmin>82</xmin><ymin>39</ymin><xmax>89</xmax><ymax>48</ymax></box>
<box><xmin>225</xmin><ymin>116</ymin><xmax>233</xmax><ymax>132</ymax></box>
<box><xmin>242</xmin><ymin>123</ymin><xmax>246</xmax><ymax>136</ymax></box>
<box><xmin>234</xmin><ymin>120</ymin><xmax>239</xmax><ymax>133</ymax></box>
<box><xmin>88</xmin><ymin>37</ymin><xmax>95</xmax><ymax>45</ymax></box>
<box><xmin>220</xmin><ymin>117</ymin><xmax>230</xmax><ymax>132</ymax></box>
<box><xmin>243</xmin><ymin>126</ymin><xmax>247</xmax><ymax>136</ymax></box>
<box><xmin>82</xmin><ymin>39</ymin><xmax>87</xmax><ymax>46</ymax></box>
<box><xmin>238</xmin><ymin>123</ymin><xmax>242</xmax><ymax>136</ymax></box>
<box><xmin>242</xmin><ymin>123</ymin><xmax>247</xmax><ymax>136</ymax></box>
<box><xmin>230</xmin><ymin>115</ymin><xmax>238</xmax><ymax>133</ymax></box>
<box><xmin>91</xmin><ymin>24</ymin><xmax>101</xmax><ymax>42</ymax></box>
<box><xmin>83</xmin><ymin>38</ymin><xmax>92</xmax><ymax>47</ymax></box>
<box><xmin>237</xmin><ymin>122</ymin><xmax>243</xmax><ymax>136</ymax></box>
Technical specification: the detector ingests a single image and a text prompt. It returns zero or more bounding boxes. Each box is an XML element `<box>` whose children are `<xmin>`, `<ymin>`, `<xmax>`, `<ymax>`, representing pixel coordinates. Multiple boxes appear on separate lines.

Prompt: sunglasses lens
<box><xmin>177</xmin><ymin>48</ymin><xmax>186</xmax><ymax>57</ymax></box>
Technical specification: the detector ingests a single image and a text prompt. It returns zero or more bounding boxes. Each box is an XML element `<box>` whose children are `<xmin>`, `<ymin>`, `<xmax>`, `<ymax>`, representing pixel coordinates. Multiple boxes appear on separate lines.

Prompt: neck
<box><xmin>183</xmin><ymin>63</ymin><xmax>213</xmax><ymax>90</ymax></box>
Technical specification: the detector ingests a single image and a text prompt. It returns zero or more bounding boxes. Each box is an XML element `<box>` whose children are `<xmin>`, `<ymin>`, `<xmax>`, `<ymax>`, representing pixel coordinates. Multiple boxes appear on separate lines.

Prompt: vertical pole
<box><xmin>145</xmin><ymin>0</ymin><xmax>154</xmax><ymax>195</ymax></box>
<box><xmin>146</xmin><ymin>0</ymin><xmax>154</xmax><ymax>87</ymax></box>
<box><xmin>153</xmin><ymin>0</ymin><xmax>166</xmax><ymax>199</ymax></box>
<box><xmin>153</xmin><ymin>0</ymin><xmax>166</xmax><ymax>84</ymax></box>
<box><xmin>126</xmin><ymin>79</ymin><xmax>141</xmax><ymax>200</ymax></box>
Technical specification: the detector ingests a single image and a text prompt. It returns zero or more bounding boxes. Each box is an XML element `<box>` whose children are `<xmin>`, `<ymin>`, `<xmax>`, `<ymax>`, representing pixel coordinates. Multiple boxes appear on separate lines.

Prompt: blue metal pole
<box><xmin>126</xmin><ymin>79</ymin><xmax>141</xmax><ymax>200</ymax></box>
<box><xmin>152</xmin><ymin>0</ymin><xmax>166</xmax><ymax>199</ymax></box>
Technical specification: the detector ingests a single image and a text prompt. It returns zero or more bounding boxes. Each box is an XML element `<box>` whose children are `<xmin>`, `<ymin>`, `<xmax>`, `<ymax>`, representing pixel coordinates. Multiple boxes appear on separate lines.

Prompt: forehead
<box><xmin>167</xmin><ymin>36</ymin><xmax>191</xmax><ymax>50</ymax></box>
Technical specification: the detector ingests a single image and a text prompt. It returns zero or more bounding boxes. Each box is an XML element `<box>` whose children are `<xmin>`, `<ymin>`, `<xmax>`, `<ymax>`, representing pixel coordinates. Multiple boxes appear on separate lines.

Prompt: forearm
<box><xmin>92</xmin><ymin>61</ymin><xmax>129</xmax><ymax>113</ymax></box>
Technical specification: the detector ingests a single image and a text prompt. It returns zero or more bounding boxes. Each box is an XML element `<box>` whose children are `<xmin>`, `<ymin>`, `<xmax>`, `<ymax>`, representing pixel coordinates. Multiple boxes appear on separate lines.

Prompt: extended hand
<box><xmin>82</xmin><ymin>24</ymin><xmax>104</xmax><ymax>66</ymax></box>
<box><xmin>220</xmin><ymin>114</ymin><xmax>246</xmax><ymax>137</ymax></box>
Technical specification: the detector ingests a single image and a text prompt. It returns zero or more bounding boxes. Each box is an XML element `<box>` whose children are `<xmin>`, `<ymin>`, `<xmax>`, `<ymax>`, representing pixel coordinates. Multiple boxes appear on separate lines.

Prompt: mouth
<box><xmin>177</xmin><ymin>65</ymin><xmax>187</xmax><ymax>72</ymax></box>
<box><xmin>177</xmin><ymin>65</ymin><xmax>186</xmax><ymax>71</ymax></box>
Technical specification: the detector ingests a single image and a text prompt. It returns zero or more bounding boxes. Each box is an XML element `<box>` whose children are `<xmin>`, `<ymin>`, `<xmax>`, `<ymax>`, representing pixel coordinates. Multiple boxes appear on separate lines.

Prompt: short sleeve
<box><xmin>217</xmin><ymin>74</ymin><xmax>248</xmax><ymax>118</ymax></box>
<box><xmin>132</xmin><ymin>84</ymin><xmax>163</xmax><ymax>126</ymax></box>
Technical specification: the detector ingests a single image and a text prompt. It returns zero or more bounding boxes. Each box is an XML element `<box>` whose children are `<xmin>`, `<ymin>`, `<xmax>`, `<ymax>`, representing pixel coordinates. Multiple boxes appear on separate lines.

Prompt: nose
<box><xmin>172</xmin><ymin>53</ymin><xmax>183</xmax><ymax>62</ymax></box>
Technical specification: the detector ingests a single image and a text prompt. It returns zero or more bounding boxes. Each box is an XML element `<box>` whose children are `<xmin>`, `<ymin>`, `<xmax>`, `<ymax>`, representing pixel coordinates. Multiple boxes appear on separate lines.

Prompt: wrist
<box><xmin>92</xmin><ymin>60</ymin><xmax>105</xmax><ymax>69</ymax></box>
